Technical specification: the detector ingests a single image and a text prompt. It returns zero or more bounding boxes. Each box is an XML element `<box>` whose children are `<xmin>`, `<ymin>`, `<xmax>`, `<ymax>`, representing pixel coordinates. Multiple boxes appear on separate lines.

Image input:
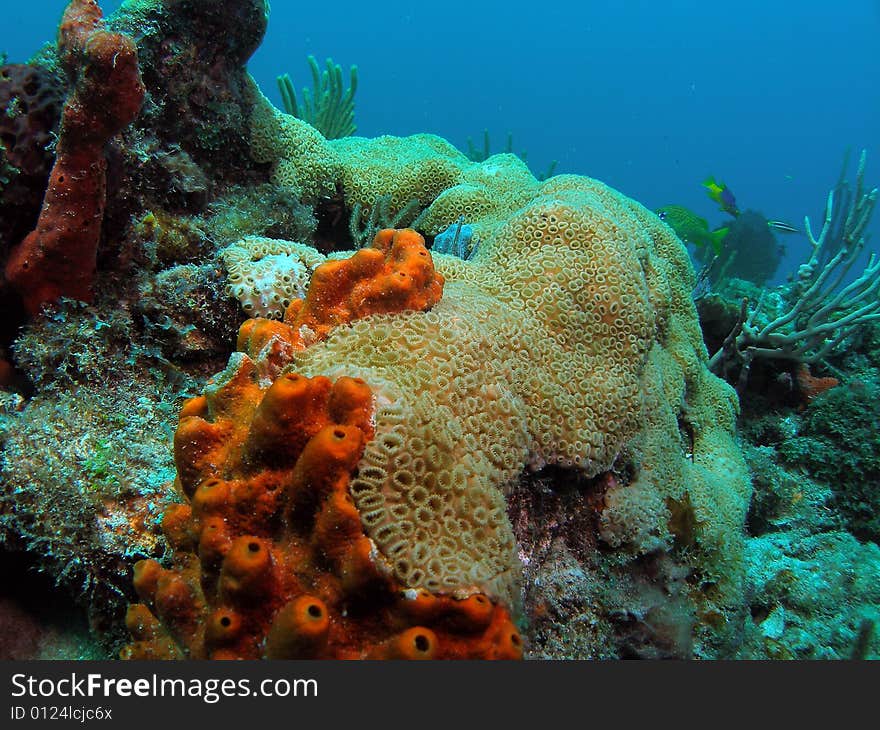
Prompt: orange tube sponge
<box><xmin>220</xmin><ymin>536</ymin><xmax>274</xmax><ymax>602</ymax></box>
<box><xmin>132</xmin><ymin>559</ymin><xmax>163</xmax><ymax>603</ymax></box>
<box><xmin>372</xmin><ymin>627</ymin><xmax>439</xmax><ymax>660</ymax></box>
<box><xmin>287</xmin><ymin>228</ymin><xmax>444</xmax><ymax>340</ymax></box>
<box><xmin>122</xmin><ymin>361</ymin><xmax>521</xmax><ymax>660</ymax></box>
<box><xmin>5</xmin><ymin>0</ymin><xmax>145</xmax><ymax>315</ymax></box>
<box><xmin>173</xmin><ymin>417</ymin><xmax>228</xmax><ymax>498</ymax></box>
<box><xmin>204</xmin><ymin>608</ymin><xmax>244</xmax><ymax>651</ymax></box>
<box><xmin>160</xmin><ymin>504</ymin><xmax>196</xmax><ymax>551</ymax></box>
<box><xmin>234</xmin><ymin>229</ymin><xmax>444</xmax><ymax>380</ymax></box>
<box><xmin>236</xmin><ymin>318</ymin><xmax>300</xmax><ymax>378</ymax></box>
<box><xmin>243</xmin><ymin>372</ymin><xmax>335</xmax><ymax>466</ymax></box>
<box><xmin>125</xmin><ymin>604</ymin><xmax>182</xmax><ymax>660</ymax></box>
<box><xmin>241</xmin><ymin>228</ymin><xmax>443</xmax><ymax>356</ymax></box>
<box><xmin>122</xmin><ymin>227</ymin><xmax>522</xmax><ymax>659</ymax></box>
<box><xmin>265</xmin><ymin>596</ymin><xmax>330</xmax><ymax>659</ymax></box>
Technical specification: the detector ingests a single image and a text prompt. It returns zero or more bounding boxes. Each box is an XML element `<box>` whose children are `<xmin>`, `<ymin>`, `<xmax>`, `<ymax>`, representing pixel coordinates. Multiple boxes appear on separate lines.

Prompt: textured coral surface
<box><xmin>243</xmin><ymin>182</ymin><xmax>752</xmax><ymax>614</ymax></box>
<box><xmin>3</xmin><ymin>0</ymin><xmax>816</xmax><ymax>662</ymax></box>
<box><xmin>125</xmin><ymin>353</ymin><xmax>520</xmax><ymax>658</ymax></box>
<box><xmin>5</xmin><ymin>0</ymin><xmax>145</xmax><ymax>314</ymax></box>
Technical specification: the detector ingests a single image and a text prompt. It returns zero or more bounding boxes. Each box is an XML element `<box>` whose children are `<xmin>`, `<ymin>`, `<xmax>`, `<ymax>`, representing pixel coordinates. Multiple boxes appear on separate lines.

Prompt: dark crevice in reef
<box><xmin>313</xmin><ymin>182</ymin><xmax>354</xmax><ymax>254</ymax></box>
<box><xmin>509</xmin><ymin>465</ymin><xmax>610</xmax><ymax>568</ymax></box>
<box><xmin>0</xmin><ymin>547</ymin><xmax>96</xmax><ymax>659</ymax></box>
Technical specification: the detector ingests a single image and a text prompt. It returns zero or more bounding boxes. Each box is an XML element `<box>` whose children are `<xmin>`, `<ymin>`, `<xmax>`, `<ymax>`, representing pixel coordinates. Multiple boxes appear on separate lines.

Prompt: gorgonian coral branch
<box><xmin>277</xmin><ymin>56</ymin><xmax>357</xmax><ymax>139</ymax></box>
<box><xmin>709</xmin><ymin>150</ymin><xmax>879</xmax><ymax>378</ymax></box>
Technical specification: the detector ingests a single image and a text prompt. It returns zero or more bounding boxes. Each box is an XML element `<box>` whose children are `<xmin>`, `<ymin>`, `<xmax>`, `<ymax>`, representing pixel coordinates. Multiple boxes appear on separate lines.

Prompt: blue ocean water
<box><xmin>5</xmin><ymin>0</ymin><xmax>879</xmax><ymax>281</ymax></box>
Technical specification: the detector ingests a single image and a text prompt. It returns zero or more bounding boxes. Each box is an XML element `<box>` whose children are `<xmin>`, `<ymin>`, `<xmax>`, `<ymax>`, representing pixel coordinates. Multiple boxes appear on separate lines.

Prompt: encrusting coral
<box><xmin>220</xmin><ymin>236</ymin><xmax>327</xmax><ymax>320</ymax></box>
<box><xmin>127</xmin><ymin>177</ymin><xmax>751</xmax><ymax>659</ymax></box>
<box><xmin>123</xmin><ymin>232</ymin><xmax>520</xmax><ymax>659</ymax></box>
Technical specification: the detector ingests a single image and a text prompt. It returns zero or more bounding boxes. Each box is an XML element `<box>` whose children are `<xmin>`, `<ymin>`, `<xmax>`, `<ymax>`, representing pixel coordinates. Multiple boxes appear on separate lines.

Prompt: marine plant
<box><xmin>708</xmin><ymin>150</ymin><xmax>879</xmax><ymax>384</ymax></box>
<box><xmin>1</xmin><ymin>297</ymin><xmax>191</xmax><ymax>635</ymax></box>
<box><xmin>815</xmin><ymin>149</ymin><xmax>866</xmax><ymax>269</ymax></box>
<box><xmin>348</xmin><ymin>192</ymin><xmax>421</xmax><ymax>247</ymax></box>
<box><xmin>277</xmin><ymin>56</ymin><xmax>357</xmax><ymax>139</ymax></box>
<box><xmin>464</xmin><ymin>129</ymin><xmax>558</xmax><ymax>181</ymax></box>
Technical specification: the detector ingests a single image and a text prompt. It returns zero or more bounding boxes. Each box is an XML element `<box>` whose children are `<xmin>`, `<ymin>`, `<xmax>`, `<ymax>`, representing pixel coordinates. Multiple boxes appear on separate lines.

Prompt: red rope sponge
<box><xmin>5</xmin><ymin>0</ymin><xmax>145</xmax><ymax>315</ymax></box>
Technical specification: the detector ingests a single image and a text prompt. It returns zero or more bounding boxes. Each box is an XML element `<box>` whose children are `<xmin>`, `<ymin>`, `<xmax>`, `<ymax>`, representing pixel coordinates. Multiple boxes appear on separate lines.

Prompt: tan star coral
<box><xmin>239</xmin><ymin>92</ymin><xmax>751</xmax><ymax>619</ymax></box>
<box><xmin>237</xmin><ymin>177</ymin><xmax>749</xmax><ymax>613</ymax></box>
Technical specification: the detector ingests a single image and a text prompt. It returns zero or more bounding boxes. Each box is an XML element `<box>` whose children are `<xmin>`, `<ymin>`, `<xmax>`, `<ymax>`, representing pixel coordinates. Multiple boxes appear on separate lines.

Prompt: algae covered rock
<box><xmin>779</xmin><ymin>378</ymin><xmax>880</xmax><ymax>544</ymax></box>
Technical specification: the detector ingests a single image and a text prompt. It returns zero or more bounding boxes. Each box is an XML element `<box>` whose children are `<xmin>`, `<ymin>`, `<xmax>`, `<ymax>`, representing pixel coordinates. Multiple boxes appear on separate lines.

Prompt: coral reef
<box><xmin>209</xmin><ymin>183</ymin><xmax>750</xmax><ymax>645</ymax></box>
<box><xmin>106</xmin><ymin>0</ymin><xmax>269</xmax><ymax>175</ymax></box>
<box><xmin>697</xmin><ymin>280</ymin><xmax>880</xmax><ymax>659</ymax></box>
<box><xmin>8</xmin><ymin>0</ymin><xmax>878</xmax><ymax>663</ymax></box>
<box><xmin>137</xmin><ymin>263</ymin><xmax>241</xmax><ymax>362</ymax></box>
<box><xmin>124</xmin><ymin>233</ymin><xmax>520</xmax><ymax>658</ymax></box>
<box><xmin>741</xmin><ymin>530</ymin><xmax>880</xmax><ymax>659</ymax></box>
<box><xmin>778</xmin><ymin>378</ymin><xmax>880</xmax><ymax>543</ymax></box>
<box><xmin>0</xmin><ymin>298</ymin><xmax>197</xmax><ymax>651</ymax></box>
<box><xmin>124</xmin><ymin>366</ymin><xmax>520</xmax><ymax>659</ymax></box>
<box><xmin>0</xmin><ymin>0</ymin><xmax>296</xmax><ymax>655</ymax></box>
<box><xmin>508</xmin><ymin>470</ymin><xmax>700</xmax><ymax>659</ymax></box>
<box><xmin>707</xmin><ymin>151</ymin><xmax>878</xmax><ymax>385</ymax></box>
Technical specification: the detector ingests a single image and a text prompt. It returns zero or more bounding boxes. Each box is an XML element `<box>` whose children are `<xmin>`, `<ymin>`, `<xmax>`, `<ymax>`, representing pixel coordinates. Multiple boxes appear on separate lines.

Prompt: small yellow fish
<box><xmin>703</xmin><ymin>176</ymin><xmax>740</xmax><ymax>217</ymax></box>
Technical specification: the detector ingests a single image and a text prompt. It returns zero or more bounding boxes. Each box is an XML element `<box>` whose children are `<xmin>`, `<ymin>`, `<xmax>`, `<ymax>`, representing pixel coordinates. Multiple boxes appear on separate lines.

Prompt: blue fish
<box><xmin>433</xmin><ymin>216</ymin><xmax>476</xmax><ymax>260</ymax></box>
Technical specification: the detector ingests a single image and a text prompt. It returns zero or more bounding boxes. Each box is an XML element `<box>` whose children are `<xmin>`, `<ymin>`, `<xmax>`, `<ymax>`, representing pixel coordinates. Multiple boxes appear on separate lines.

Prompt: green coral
<box><xmin>0</xmin><ymin>377</ymin><xmax>180</xmax><ymax>632</ymax></box>
<box><xmin>348</xmin><ymin>192</ymin><xmax>420</xmax><ymax>247</ymax></box>
<box><xmin>201</xmin><ymin>183</ymin><xmax>316</xmax><ymax>246</ymax></box>
<box><xmin>0</xmin><ymin>299</ymin><xmax>199</xmax><ymax>652</ymax></box>
<box><xmin>741</xmin><ymin>530</ymin><xmax>880</xmax><ymax>659</ymax></box>
<box><xmin>136</xmin><ymin>185</ymin><xmax>316</xmax><ymax>268</ymax></box>
<box><xmin>277</xmin><ymin>55</ymin><xmax>357</xmax><ymax>139</ymax></box>
<box><xmin>778</xmin><ymin>377</ymin><xmax>880</xmax><ymax>543</ymax></box>
<box><xmin>464</xmin><ymin>129</ymin><xmax>558</xmax><ymax>181</ymax></box>
<box><xmin>81</xmin><ymin>438</ymin><xmax>120</xmax><ymax>492</ymax></box>
<box><xmin>10</xmin><ymin>300</ymin><xmax>176</xmax><ymax>391</ymax></box>
<box><xmin>135</xmin><ymin>210</ymin><xmax>210</xmax><ymax>268</ymax></box>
